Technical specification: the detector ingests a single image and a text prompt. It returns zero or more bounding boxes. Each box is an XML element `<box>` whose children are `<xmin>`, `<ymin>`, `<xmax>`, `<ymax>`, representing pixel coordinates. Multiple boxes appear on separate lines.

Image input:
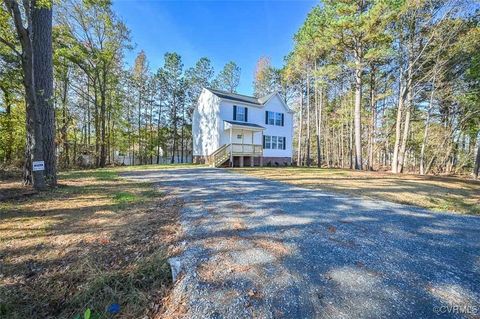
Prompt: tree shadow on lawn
<box><xmin>0</xmin><ymin>177</ymin><xmax>182</xmax><ymax>319</ymax></box>
<box><xmin>236</xmin><ymin>173</ymin><xmax>480</xmax><ymax>215</ymax></box>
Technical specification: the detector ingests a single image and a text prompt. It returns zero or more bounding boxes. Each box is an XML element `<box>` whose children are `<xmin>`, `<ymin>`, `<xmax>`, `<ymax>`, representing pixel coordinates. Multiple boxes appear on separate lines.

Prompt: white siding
<box><xmin>219</xmin><ymin>101</ymin><xmax>264</xmax><ymax>146</ymax></box>
<box><xmin>261</xmin><ymin>95</ymin><xmax>293</xmax><ymax>158</ymax></box>
<box><xmin>192</xmin><ymin>89</ymin><xmax>222</xmax><ymax>156</ymax></box>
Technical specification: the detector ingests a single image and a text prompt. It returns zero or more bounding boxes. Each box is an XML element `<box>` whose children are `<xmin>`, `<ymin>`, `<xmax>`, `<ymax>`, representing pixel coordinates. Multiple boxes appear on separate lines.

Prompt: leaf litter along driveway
<box><xmin>122</xmin><ymin>168</ymin><xmax>480</xmax><ymax>319</ymax></box>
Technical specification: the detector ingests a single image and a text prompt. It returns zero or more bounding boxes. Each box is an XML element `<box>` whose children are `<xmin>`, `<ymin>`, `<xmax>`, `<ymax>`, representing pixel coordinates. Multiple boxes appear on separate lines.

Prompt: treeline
<box><xmin>1</xmin><ymin>0</ymin><xmax>479</xmax><ymax>187</ymax></box>
<box><xmin>254</xmin><ymin>0</ymin><xmax>480</xmax><ymax>177</ymax></box>
<box><xmin>0</xmin><ymin>0</ymin><xmax>242</xmax><ymax>176</ymax></box>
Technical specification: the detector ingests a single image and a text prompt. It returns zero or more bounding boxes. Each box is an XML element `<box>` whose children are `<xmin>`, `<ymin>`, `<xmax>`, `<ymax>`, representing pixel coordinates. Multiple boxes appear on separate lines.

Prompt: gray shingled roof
<box><xmin>206</xmin><ymin>88</ymin><xmax>275</xmax><ymax>106</ymax></box>
<box><xmin>224</xmin><ymin>120</ymin><xmax>265</xmax><ymax>129</ymax></box>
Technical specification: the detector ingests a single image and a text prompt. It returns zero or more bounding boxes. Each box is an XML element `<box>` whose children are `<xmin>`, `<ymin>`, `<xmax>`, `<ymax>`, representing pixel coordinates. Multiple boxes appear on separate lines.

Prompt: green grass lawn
<box><xmin>0</xmin><ymin>165</ymin><xmax>184</xmax><ymax>318</ymax></box>
<box><xmin>235</xmin><ymin>167</ymin><xmax>480</xmax><ymax>215</ymax></box>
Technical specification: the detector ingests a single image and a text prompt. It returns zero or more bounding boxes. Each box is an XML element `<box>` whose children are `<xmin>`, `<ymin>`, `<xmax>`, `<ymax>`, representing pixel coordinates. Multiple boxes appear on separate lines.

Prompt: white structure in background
<box><xmin>192</xmin><ymin>88</ymin><xmax>293</xmax><ymax>167</ymax></box>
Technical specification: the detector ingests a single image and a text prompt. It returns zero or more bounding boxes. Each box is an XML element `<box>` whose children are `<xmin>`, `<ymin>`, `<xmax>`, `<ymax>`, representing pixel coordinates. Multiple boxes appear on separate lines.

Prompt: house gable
<box><xmin>205</xmin><ymin>88</ymin><xmax>292</xmax><ymax>113</ymax></box>
<box><xmin>261</xmin><ymin>93</ymin><xmax>293</xmax><ymax>114</ymax></box>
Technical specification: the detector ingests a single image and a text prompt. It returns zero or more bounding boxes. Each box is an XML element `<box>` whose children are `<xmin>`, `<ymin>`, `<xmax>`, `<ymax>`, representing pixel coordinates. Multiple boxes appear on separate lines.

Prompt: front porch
<box><xmin>210</xmin><ymin>120</ymin><xmax>265</xmax><ymax>167</ymax></box>
<box><xmin>225</xmin><ymin>120</ymin><xmax>264</xmax><ymax>167</ymax></box>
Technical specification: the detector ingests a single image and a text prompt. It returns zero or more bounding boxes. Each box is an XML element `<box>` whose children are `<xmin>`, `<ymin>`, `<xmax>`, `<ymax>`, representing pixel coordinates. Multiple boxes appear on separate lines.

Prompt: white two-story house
<box><xmin>192</xmin><ymin>88</ymin><xmax>294</xmax><ymax>167</ymax></box>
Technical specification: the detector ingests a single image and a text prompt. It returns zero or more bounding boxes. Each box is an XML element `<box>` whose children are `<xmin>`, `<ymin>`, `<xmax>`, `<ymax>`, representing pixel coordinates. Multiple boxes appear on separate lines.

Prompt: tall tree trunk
<box><xmin>326</xmin><ymin>128</ymin><xmax>331</xmax><ymax>167</ymax></box>
<box><xmin>99</xmin><ymin>68</ymin><xmax>107</xmax><ymax>167</ymax></box>
<box><xmin>316</xmin><ymin>84</ymin><xmax>323</xmax><ymax>168</ymax></box>
<box><xmin>297</xmin><ymin>86</ymin><xmax>303</xmax><ymax>165</ymax></box>
<box><xmin>61</xmin><ymin>75</ymin><xmax>69</xmax><ymax>168</ymax></box>
<box><xmin>73</xmin><ymin>126</ymin><xmax>77</xmax><ymax>166</ymax></box>
<box><xmin>314</xmin><ymin>61</ymin><xmax>322</xmax><ymax>167</ymax></box>
<box><xmin>340</xmin><ymin>123</ymin><xmax>345</xmax><ymax>168</ymax></box>
<box><xmin>171</xmin><ymin>94</ymin><xmax>177</xmax><ymax>164</ymax></box>
<box><xmin>180</xmin><ymin>107</ymin><xmax>185</xmax><ymax>163</ymax></box>
<box><xmin>87</xmin><ymin>77</ymin><xmax>91</xmax><ymax>146</ymax></box>
<box><xmin>156</xmin><ymin>102</ymin><xmax>162</xmax><ymax>164</ymax></box>
<box><xmin>367</xmin><ymin>68</ymin><xmax>376</xmax><ymax>171</ymax></box>
<box><xmin>0</xmin><ymin>86</ymin><xmax>13</xmax><ymax>164</ymax></box>
<box><xmin>392</xmin><ymin>72</ymin><xmax>405</xmax><ymax>173</ymax></box>
<box><xmin>110</xmin><ymin>107</ymin><xmax>115</xmax><ymax>165</ymax></box>
<box><xmin>349</xmin><ymin>105</ymin><xmax>354</xmax><ymax>169</ymax></box>
<box><xmin>420</xmin><ymin>75</ymin><xmax>436</xmax><ymax>175</ymax></box>
<box><xmin>138</xmin><ymin>84</ymin><xmax>142</xmax><ymax>165</ymax></box>
<box><xmin>5</xmin><ymin>0</ymin><xmax>46</xmax><ymax>189</ymax></box>
<box><xmin>398</xmin><ymin>61</ymin><xmax>413</xmax><ymax>173</ymax></box>
<box><xmin>306</xmin><ymin>70</ymin><xmax>311</xmax><ymax>167</ymax></box>
<box><xmin>93</xmin><ymin>76</ymin><xmax>100</xmax><ymax>167</ymax></box>
<box><xmin>32</xmin><ymin>0</ymin><xmax>56</xmax><ymax>185</ymax></box>
<box><xmin>353</xmin><ymin>49</ymin><xmax>363</xmax><ymax>170</ymax></box>
<box><xmin>474</xmin><ymin>137</ymin><xmax>480</xmax><ymax>179</ymax></box>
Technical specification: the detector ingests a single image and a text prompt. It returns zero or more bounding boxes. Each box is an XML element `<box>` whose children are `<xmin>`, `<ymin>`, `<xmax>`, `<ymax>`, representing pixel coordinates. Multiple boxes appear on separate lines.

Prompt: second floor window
<box><xmin>265</xmin><ymin>111</ymin><xmax>284</xmax><ymax>126</ymax></box>
<box><xmin>275</xmin><ymin>113</ymin><xmax>283</xmax><ymax>126</ymax></box>
<box><xmin>233</xmin><ymin>105</ymin><xmax>248</xmax><ymax>122</ymax></box>
<box><xmin>267</xmin><ymin>111</ymin><xmax>275</xmax><ymax>125</ymax></box>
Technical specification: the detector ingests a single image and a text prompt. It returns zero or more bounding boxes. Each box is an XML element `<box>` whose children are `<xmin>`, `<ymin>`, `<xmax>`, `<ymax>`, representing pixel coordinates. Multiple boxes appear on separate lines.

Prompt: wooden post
<box><xmin>230</xmin><ymin>126</ymin><xmax>233</xmax><ymax>167</ymax></box>
<box><xmin>260</xmin><ymin>130</ymin><xmax>264</xmax><ymax>167</ymax></box>
<box><xmin>241</xmin><ymin>129</ymin><xmax>244</xmax><ymax>153</ymax></box>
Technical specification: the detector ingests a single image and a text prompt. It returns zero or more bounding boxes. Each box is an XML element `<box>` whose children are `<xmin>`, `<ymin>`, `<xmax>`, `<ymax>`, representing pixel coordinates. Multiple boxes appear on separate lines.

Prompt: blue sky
<box><xmin>113</xmin><ymin>0</ymin><xmax>317</xmax><ymax>95</ymax></box>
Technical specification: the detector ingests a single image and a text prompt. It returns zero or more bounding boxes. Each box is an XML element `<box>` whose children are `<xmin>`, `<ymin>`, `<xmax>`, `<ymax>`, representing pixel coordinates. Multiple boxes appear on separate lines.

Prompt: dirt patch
<box><xmin>328</xmin><ymin>236</ymin><xmax>357</xmax><ymax>249</ymax></box>
<box><xmin>225</xmin><ymin>202</ymin><xmax>255</xmax><ymax>214</ymax></box>
<box><xmin>202</xmin><ymin>236</ymin><xmax>245</xmax><ymax>251</ymax></box>
<box><xmin>197</xmin><ymin>252</ymin><xmax>261</xmax><ymax>284</ymax></box>
<box><xmin>0</xmin><ymin>179</ymin><xmax>37</xmax><ymax>201</ymax></box>
<box><xmin>226</xmin><ymin>202</ymin><xmax>244</xmax><ymax>210</ymax></box>
<box><xmin>252</xmin><ymin>238</ymin><xmax>290</xmax><ymax>258</ymax></box>
<box><xmin>229</xmin><ymin>218</ymin><xmax>247</xmax><ymax>231</ymax></box>
<box><xmin>157</xmin><ymin>290</ymin><xmax>189</xmax><ymax>319</ymax></box>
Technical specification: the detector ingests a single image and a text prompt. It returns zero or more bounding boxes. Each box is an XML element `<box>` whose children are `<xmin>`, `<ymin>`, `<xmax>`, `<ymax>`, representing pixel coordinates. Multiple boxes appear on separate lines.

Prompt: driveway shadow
<box><xmin>122</xmin><ymin>168</ymin><xmax>480</xmax><ymax>319</ymax></box>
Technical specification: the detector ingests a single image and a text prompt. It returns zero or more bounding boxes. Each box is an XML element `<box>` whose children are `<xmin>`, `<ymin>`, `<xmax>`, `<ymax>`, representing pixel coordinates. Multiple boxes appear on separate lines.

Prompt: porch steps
<box><xmin>210</xmin><ymin>143</ymin><xmax>263</xmax><ymax>167</ymax></box>
<box><xmin>211</xmin><ymin>144</ymin><xmax>230</xmax><ymax>167</ymax></box>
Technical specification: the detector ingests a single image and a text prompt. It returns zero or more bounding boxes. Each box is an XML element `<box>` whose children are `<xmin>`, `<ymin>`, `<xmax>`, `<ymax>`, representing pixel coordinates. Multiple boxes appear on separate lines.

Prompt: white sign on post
<box><xmin>32</xmin><ymin>161</ymin><xmax>45</xmax><ymax>171</ymax></box>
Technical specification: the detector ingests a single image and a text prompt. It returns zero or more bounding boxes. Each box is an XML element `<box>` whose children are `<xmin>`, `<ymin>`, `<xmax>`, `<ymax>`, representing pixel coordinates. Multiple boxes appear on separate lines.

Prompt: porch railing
<box><xmin>230</xmin><ymin>143</ymin><xmax>263</xmax><ymax>155</ymax></box>
<box><xmin>210</xmin><ymin>143</ymin><xmax>263</xmax><ymax>167</ymax></box>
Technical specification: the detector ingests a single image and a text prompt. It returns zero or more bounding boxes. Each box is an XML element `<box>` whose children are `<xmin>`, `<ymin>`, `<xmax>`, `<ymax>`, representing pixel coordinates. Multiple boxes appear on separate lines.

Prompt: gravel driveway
<box><xmin>123</xmin><ymin>168</ymin><xmax>480</xmax><ymax>319</ymax></box>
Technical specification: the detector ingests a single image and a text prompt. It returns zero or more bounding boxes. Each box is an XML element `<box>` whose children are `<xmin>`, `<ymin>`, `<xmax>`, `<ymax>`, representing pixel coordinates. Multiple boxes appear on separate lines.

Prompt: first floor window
<box><xmin>271</xmin><ymin>136</ymin><xmax>277</xmax><ymax>149</ymax></box>
<box><xmin>264</xmin><ymin>135</ymin><xmax>271</xmax><ymax>149</ymax></box>
<box><xmin>263</xmin><ymin>135</ymin><xmax>286</xmax><ymax>150</ymax></box>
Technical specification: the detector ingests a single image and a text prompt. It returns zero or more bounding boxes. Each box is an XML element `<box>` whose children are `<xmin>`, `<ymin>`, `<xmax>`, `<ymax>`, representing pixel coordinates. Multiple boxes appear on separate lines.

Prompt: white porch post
<box><xmin>251</xmin><ymin>131</ymin><xmax>255</xmax><ymax>167</ymax></box>
<box><xmin>230</xmin><ymin>126</ymin><xmax>233</xmax><ymax>167</ymax></box>
<box><xmin>240</xmin><ymin>129</ymin><xmax>244</xmax><ymax>167</ymax></box>
<box><xmin>242</xmin><ymin>129</ymin><xmax>244</xmax><ymax>153</ymax></box>
<box><xmin>260</xmin><ymin>130</ymin><xmax>264</xmax><ymax>167</ymax></box>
